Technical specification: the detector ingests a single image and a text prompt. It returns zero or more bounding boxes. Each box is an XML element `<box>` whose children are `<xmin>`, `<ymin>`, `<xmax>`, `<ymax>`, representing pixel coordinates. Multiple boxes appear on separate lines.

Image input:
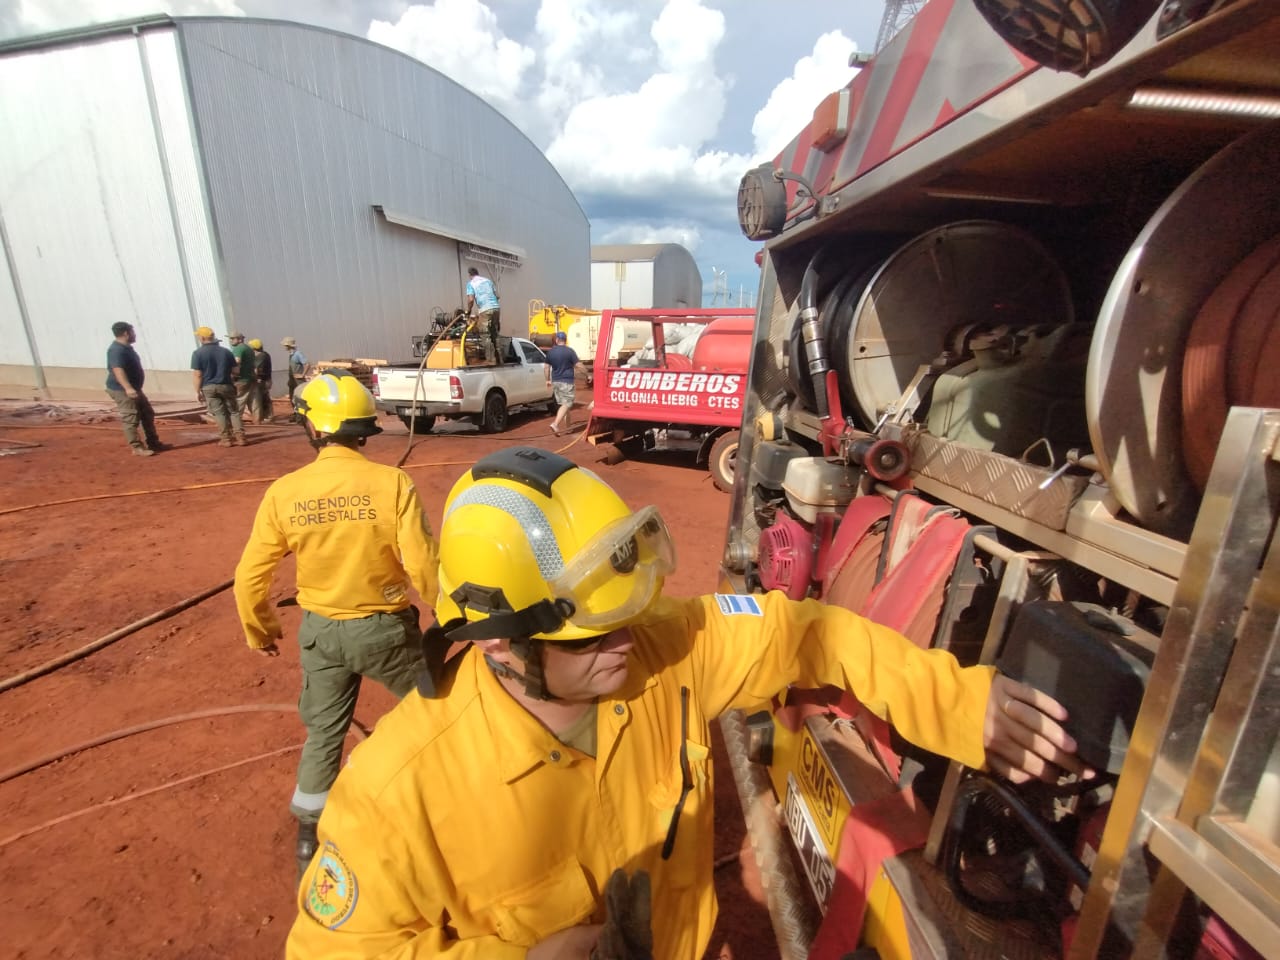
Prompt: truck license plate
<box><xmin>784</xmin><ymin>772</ymin><xmax>836</xmax><ymax>910</ymax></box>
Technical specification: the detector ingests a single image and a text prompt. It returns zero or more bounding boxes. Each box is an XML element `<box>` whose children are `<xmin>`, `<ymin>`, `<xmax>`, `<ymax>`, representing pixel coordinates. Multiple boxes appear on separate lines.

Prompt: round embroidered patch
<box><xmin>304</xmin><ymin>841</ymin><xmax>359</xmax><ymax>929</ymax></box>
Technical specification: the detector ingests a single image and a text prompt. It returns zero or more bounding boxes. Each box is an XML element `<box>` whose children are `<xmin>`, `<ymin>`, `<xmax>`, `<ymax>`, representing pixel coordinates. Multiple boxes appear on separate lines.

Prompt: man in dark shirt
<box><xmin>546</xmin><ymin>331</ymin><xmax>584</xmax><ymax>435</ymax></box>
<box><xmin>249</xmin><ymin>338</ymin><xmax>274</xmax><ymax>423</ymax></box>
<box><xmin>191</xmin><ymin>326</ymin><xmax>247</xmax><ymax>447</ymax></box>
<box><xmin>106</xmin><ymin>322</ymin><xmax>165</xmax><ymax>457</ymax></box>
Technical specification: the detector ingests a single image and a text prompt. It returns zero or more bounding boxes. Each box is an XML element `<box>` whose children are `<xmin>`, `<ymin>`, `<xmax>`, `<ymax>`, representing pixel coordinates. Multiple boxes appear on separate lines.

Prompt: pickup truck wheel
<box><xmin>708</xmin><ymin>430</ymin><xmax>739</xmax><ymax>493</ymax></box>
<box><xmin>397</xmin><ymin>413</ymin><xmax>435</xmax><ymax>434</ymax></box>
<box><xmin>481</xmin><ymin>391</ymin><xmax>509</xmax><ymax>433</ymax></box>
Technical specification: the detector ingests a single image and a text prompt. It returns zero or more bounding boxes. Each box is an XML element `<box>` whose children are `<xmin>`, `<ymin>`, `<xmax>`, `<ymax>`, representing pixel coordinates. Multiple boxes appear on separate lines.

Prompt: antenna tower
<box><xmin>875</xmin><ymin>1</ymin><xmax>926</xmax><ymax>52</ymax></box>
<box><xmin>710</xmin><ymin>267</ymin><xmax>728</xmax><ymax>306</ymax></box>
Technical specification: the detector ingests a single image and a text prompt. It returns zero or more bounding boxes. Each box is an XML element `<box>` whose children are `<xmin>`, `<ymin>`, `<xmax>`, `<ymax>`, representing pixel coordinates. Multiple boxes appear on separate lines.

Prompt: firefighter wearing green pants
<box><xmin>232</xmin><ymin>370</ymin><xmax>438</xmax><ymax>877</ymax></box>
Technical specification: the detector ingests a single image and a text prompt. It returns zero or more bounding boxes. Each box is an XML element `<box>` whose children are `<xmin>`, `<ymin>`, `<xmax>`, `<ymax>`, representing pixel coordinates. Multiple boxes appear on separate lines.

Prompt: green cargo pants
<box><xmin>290</xmin><ymin>607</ymin><xmax>424</xmax><ymax>822</ymax></box>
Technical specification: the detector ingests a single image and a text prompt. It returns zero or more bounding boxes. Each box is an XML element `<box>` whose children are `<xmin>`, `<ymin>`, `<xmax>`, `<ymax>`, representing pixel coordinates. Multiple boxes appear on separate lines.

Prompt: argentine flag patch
<box><xmin>715</xmin><ymin>594</ymin><xmax>762</xmax><ymax>616</ymax></box>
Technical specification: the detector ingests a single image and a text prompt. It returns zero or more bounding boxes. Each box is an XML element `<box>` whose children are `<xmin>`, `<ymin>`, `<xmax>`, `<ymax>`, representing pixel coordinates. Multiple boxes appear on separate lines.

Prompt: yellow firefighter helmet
<box><xmin>436</xmin><ymin>448</ymin><xmax>675</xmax><ymax>642</ymax></box>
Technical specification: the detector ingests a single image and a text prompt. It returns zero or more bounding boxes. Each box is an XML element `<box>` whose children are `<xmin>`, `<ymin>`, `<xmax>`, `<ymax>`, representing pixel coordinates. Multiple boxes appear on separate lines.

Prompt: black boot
<box><xmin>296</xmin><ymin>820</ymin><xmax>319</xmax><ymax>881</ymax></box>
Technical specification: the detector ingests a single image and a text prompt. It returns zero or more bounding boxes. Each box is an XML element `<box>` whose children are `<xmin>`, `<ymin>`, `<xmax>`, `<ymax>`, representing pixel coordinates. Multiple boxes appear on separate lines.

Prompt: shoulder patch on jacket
<box><xmin>715</xmin><ymin>594</ymin><xmax>762</xmax><ymax>616</ymax></box>
<box><xmin>303</xmin><ymin>841</ymin><xmax>359</xmax><ymax>929</ymax></box>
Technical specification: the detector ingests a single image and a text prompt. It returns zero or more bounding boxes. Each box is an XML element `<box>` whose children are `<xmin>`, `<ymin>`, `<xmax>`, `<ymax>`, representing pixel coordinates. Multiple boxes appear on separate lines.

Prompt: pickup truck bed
<box><xmin>371</xmin><ymin>336</ymin><xmax>552</xmax><ymax>433</ymax></box>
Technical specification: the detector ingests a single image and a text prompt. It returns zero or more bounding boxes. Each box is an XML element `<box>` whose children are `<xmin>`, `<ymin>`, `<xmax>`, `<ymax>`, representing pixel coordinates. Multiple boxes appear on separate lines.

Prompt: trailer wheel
<box><xmin>481</xmin><ymin>391</ymin><xmax>509</xmax><ymax>433</ymax></box>
<box><xmin>708</xmin><ymin>430</ymin><xmax>739</xmax><ymax>493</ymax></box>
<box><xmin>397</xmin><ymin>413</ymin><xmax>435</xmax><ymax>434</ymax></box>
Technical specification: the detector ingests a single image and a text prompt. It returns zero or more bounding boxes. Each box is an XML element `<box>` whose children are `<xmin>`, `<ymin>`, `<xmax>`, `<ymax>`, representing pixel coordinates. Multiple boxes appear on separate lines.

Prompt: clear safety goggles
<box><xmin>548</xmin><ymin>506</ymin><xmax>676</xmax><ymax>632</ymax></box>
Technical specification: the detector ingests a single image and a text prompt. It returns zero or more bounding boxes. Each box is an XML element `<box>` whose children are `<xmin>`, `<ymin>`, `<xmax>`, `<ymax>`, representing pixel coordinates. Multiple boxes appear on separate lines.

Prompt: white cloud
<box><xmin>7</xmin><ymin>0</ymin><xmax>245</xmax><ymax>33</ymax></box>
<box><xmin>751</xmin><ymin>29</ymin><xmax>858</xmax><ymax>161</ymax></box>
<box><xmin>595</xmin><ymin>219</ymin><xmax>702</xmax><ymax>252</ymax></box>
<box><xmin>367</xmin><ymin>0</ymin><xmax>535</xmax><ymax>106</ymax></box>
<box><xmin>532</xmin><ymin>0</ymin><xmax>638</xmax><ymax>125</ymax></box>
<box><xmin>544</xmin><ymin>0</ymin><xmax>744</xmax><ymax>201</ymax></box>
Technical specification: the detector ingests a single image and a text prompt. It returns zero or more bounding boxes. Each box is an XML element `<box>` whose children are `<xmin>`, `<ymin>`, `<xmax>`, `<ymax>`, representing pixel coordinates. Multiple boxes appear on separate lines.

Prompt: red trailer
<box><xmin>585</xmin><ymin>308</ymin><xmax>754</xmax><ymax>491</ymax></box>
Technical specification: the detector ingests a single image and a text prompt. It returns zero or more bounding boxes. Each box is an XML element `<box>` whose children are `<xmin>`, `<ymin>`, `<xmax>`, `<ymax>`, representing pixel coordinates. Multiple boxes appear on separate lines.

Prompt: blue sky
<box><xmin>4</xmin><ymin>0</ymin><xmax>887</xmax><ymax>306</ymax></box>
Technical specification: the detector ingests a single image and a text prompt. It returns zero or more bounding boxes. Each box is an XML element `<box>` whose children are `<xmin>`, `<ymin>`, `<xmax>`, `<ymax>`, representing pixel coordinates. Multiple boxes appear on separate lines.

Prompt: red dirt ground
<box><xmin>0</xmin><ymin>397</ymin><xmax>780</xmax><ymax>960</ymax></box>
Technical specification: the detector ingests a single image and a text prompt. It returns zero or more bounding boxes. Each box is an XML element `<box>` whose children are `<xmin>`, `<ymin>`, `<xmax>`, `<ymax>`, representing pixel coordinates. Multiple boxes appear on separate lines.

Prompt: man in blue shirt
<box><xmin>191</xmin><ymin>326</ymin><xmax>247</xmax><ymax>447</ymax></box>
<box><xmin>464</xmin><ymin>267</ymin><xmax>501</xmax><ymax>363</ymax></box>
<box><xmin>546</xmin><ymin>331</ymin><xmax>584</xmax><ymax>435</ymax></box>
<box><xmin>105</xmin><ymin>322</ymin><xmax>166</xmax><ymax>457</ymax></box>
<box><xmin>282</xmin><ymin>336</ymin><xmax>310</xmax><ymax>423</ymax></box>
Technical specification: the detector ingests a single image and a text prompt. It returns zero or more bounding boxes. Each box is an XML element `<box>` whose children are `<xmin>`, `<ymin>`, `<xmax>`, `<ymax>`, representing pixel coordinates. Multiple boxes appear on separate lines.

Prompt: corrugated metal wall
<box><xmin>179</xmin><ymin>19</ymin><xmax>589</xmax><ymax>365</ymax></box>
<box><xmin>0</xmin><ymin>28</ymin><xmax>225</xmax><ymax>394</ymax></box>
<box><xmin>652</xmin><ymin>247</ymin><xmax>702</xmax><ymax>309</ymax></box>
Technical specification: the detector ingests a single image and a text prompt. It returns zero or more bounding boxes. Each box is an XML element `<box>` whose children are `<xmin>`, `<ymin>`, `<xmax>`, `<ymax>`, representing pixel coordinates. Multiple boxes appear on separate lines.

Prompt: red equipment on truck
<box><xmin>586</xmin><ymin>308</ymin><xmax>754</xmax><ymax>491</ymax></box>
<box><xmin>718</xmin><ymin>3</ymin><xmax>1280</xmax><ymax>960</ymax></box>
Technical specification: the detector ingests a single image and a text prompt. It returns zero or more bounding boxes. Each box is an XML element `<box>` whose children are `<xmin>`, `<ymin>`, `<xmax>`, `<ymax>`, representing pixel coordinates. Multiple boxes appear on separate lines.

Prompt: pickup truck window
<box><xmin>520</xmin><ymin>342</ymin><xmax>547</xmax><ymax>365</ymax></box>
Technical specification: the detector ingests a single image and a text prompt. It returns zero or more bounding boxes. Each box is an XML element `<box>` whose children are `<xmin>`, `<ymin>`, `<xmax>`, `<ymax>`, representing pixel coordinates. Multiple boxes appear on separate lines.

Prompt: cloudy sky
<box><xmin>2</xmin><ymin>0</ymin><xmax>887</xmax><ymax>306</ymax></box>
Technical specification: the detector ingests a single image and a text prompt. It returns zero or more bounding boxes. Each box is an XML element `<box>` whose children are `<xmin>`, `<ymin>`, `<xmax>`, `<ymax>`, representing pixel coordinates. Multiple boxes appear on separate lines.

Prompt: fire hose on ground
<box><xmin>0</xmin><ymin>705</ymin><xmax>369</xmax><ymax>849</ymax></box>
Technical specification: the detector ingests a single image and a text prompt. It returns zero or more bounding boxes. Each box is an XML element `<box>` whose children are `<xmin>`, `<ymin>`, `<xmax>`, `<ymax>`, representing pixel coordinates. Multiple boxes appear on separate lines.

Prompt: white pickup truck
<box><xmin>370</xmin><ymin>337</ymin><xmax>553</xmax><ymax>433</ymax></box>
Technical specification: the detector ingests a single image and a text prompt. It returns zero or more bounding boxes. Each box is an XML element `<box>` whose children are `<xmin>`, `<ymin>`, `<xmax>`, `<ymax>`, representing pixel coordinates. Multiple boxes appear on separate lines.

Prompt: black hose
<box><xmin>798</xmin><ymin>251</ymin><xmax>830</xmax><ymax>419</ymax></box>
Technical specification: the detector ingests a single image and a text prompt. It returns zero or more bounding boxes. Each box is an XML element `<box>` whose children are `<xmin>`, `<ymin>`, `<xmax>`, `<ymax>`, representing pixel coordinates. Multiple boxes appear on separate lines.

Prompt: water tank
<box><xmin>692</xmin><ymin>317</ymin><xmax>753</xmax><ymax>372</ymax></box>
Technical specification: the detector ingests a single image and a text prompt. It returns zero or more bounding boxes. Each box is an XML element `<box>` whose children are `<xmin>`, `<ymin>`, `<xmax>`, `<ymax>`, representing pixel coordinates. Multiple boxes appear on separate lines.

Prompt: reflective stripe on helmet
<box><xmin>447</xmin><ymin>484</ymin><xmax>565</xmax><ymax>580</ymax></box>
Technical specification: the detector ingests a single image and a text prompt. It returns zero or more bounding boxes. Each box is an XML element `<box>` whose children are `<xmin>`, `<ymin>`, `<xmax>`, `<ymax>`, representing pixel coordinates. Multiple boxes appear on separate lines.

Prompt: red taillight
<box><xmin>449</xmin><ymin>375</ymin><xmax>462</xmax><ymax>400</ymax></box>
<box><xmin>371</xmin><ymin>373</ymin><xmax>380</xmax><ymax>399</ymax></box>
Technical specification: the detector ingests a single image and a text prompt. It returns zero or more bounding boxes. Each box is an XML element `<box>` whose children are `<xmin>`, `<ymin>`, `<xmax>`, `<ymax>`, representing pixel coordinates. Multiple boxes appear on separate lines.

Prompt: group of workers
<box><xmin>220</xmin><ymin>365</ymin><xmax>1090</xmax><ymax>958</ymax></box>
<box><xmin>106</xmin><ymin>264</ymin><xmax>501</xmax><ymax>454</ymax></box>
<box><xmin>105</xmin><ymin>323</ymin><xmax>309</xmax><ymax>454</ymax></box>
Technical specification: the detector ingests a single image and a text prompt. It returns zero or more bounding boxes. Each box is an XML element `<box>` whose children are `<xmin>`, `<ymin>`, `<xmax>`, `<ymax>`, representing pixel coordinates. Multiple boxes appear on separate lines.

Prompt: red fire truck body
<box><xmin>719</xmin><ymin>2</ymin><xmax>1280</xmax><ymax>959</ymax></box>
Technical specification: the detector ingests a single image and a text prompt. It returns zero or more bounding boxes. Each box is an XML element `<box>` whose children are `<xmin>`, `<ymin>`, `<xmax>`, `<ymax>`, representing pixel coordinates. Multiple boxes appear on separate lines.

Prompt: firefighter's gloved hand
<box><xmin>591</xmin><ymin>869</ymin><xmax>653</xmax><ymax>960</ymax></box>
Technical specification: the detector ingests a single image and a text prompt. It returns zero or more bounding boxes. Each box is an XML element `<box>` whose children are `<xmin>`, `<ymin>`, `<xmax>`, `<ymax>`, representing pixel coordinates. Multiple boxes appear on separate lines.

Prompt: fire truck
<box><xmin>718</xmin><ymin>2</ymin><xmax>1280</xmax><ymax>959</ymax></box>
<box><xmin>586</xmin><ymin>308</ymin><xmax>754</xmax><ymax>490</ymax></box>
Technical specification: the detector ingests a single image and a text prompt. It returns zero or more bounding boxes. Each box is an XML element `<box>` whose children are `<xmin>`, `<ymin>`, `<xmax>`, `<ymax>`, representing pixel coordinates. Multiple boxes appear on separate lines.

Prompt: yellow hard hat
<box><xmin>294</xmin><ymin>370</ymin><xmax>382</xmax><ymax>438</ymax></box>
<box><xmin>436</xmin><ymin>448</ymin><xmax>675</xmax><ymax>642</ymax></box>
<box><xmin>248</xmin><ymin>338</ymin><xmax>263</xmax><ymax>350</ymax></box>
<box><xmin>194</xmin><ymin>326</ymin><xmax>215</xmax><ymax>339</ymax></box>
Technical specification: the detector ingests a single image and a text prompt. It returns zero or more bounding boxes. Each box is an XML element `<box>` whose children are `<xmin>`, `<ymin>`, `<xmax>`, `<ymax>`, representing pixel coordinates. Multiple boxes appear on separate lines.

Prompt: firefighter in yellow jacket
<box><xmin>286</xmin><ymin>447</ymin><xmax>1085</xmax><ymax>958</ymax></box>
<box><xmin>234</xmin><ymin>370</ymin><xmax>438</xmax><ymax>877</ymax></box>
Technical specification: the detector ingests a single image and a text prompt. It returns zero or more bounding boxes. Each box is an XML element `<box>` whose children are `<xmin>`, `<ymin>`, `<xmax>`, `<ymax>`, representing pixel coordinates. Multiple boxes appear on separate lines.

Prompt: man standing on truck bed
<box><xmin>233</xmin><ymin>370</ymin><xmax>438</xmax><ymax>879</ymax></box>
<box><xmin>547</xmin><ymin>330</ymin><xmax>583</xmax><ymax>435</ymax></box>
<box><xmin>464</xmin><ymin>266</ymin><xmax>501</xmax><ymax>363</ymax></box>
<box><xmin>286</xmin><ymin>447</ymin><xmax>1089</xmax><ymax>959</ymax></box>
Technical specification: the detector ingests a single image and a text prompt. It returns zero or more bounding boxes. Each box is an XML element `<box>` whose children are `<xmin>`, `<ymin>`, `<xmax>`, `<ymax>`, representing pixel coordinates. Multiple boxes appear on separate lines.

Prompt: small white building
<box><xmin>590</xmin><ymin>243</ymin><xmax>702</xmax><ymax>311</ymax></box>
<box><xmin>0</xmin><ymin>15</ymin><xmax>590</xmax><ymax>399</ymax></box>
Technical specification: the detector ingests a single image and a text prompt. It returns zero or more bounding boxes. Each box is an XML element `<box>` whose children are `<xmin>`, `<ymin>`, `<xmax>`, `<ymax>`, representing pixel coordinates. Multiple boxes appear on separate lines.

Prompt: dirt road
<box><xmin>0</xmin><ymin>400</ymin><xmax>778</xmax><ymax>960</ymax></box>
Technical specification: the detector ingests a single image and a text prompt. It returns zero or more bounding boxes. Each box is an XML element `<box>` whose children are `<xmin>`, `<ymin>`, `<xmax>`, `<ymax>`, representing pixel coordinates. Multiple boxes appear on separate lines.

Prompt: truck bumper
<box><xmin>376</xmin><ymin>400</ymin><xmax>462</xmax><ymax>418</ymax></box>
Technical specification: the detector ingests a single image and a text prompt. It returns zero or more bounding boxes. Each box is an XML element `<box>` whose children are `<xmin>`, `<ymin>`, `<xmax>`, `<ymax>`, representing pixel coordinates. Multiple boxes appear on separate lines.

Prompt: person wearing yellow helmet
<box><xmin>191</xmin><ymin>325</ymin><xmax>247</xmax><ymax>446</ymax></box>
<box><xmin>288</xmin><ymin>447</ymin><xmax>1087</xmax><ymax>959</ymax></box>
<box><xmin>233</xmin><ymin>370</ymin><xmax>439</xmax><ymax>879</ymax></box>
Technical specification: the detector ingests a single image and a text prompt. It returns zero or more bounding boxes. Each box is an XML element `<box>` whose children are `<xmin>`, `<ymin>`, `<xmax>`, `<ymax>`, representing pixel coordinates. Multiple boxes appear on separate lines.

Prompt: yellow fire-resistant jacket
<box><xmin>286</xmin><ymin>590</ymin><xmax>995</xmax><ymax>958</ymax></box>
<box><xmin>234</xmin><ymin>445</ymin><xmax>438</xmax><ymax>648</ymax></box>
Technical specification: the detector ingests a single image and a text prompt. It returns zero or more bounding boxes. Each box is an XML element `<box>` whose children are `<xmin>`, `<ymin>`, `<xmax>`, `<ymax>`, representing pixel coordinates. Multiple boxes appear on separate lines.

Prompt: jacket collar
<box><xmin>315</xmin><ymin>444</ymin><xmax>367</xmax><ymax>463</ymax></box>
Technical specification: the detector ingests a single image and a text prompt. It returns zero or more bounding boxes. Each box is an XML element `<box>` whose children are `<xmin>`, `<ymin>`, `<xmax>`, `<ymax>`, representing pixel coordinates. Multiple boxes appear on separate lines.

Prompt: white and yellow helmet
<box><xmin>437</xmin><ymin>448</ymin><xmax>675</xmax><ymax>642</ymax></box>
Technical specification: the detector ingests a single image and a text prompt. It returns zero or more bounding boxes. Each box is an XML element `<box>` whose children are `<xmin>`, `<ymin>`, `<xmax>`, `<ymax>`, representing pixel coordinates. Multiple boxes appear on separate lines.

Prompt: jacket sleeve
<box><xmin>233</xmin><ymin>488</ymin><xmax>289</xmax><ymax>648</ymax></box>
<box><xmin>397</xmin><ymin>473</ymin><xmax>439</xmax><ymax>612</ymax></box>
<box><xmin>286</xmin><ymin>778</ymin><xmax>527</xmax><ymax>960</ymax></box>
<box><xmin>678</xmin><ymin>592</ymin><xmax>995</xmax><ymax>770</ymax></box>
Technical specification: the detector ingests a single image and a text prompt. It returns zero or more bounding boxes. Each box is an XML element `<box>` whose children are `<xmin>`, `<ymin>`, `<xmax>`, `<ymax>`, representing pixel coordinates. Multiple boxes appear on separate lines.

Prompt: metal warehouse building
<box><xmin>0</xmin><ymin>15</ymin><xmax>590</xmax><ymax>399</ymax></box>
<box><xmin>591</xmin><ymin>243</ymin><xmax>702</xmax><ymax>311</ymax></box>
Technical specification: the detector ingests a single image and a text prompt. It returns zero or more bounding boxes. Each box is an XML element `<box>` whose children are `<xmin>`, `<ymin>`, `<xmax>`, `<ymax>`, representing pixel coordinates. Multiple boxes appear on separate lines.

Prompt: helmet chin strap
<box><xmin>443</xmin><ymin>587</ymin><xmax>577</xmax><ymax>701</ymax></box>
<box><xmin>484</xmin><ymin>638</ymin><xmax>558</xmax><ymax>701</ymax></box>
